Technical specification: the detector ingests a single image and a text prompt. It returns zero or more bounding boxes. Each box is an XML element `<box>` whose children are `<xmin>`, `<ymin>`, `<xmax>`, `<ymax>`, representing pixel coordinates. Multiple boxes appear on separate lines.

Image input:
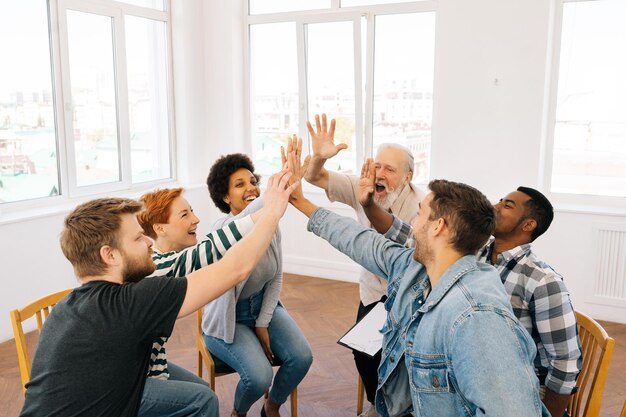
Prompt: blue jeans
<box><xmin>139</xmin><ymin>362</ymin><xmax>218</xmax><ymax>417</ymax></box>
<box><xmin>203</xmin><ymin>293</ymin><xmax>313</xmax><ymax>414</ymax></box>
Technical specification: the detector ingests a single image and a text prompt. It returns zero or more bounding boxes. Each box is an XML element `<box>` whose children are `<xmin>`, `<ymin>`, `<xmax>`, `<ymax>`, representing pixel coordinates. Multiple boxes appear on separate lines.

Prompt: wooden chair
<box><xmin>620</xmin><ymin>400</ymin><xmax>626</xmax><ymax>417</ymax></box>
<box><xmin>9</xmin><ymin>288</ymin><xmax>73</xmax><ymax>394</ymax></box>
<box><xmin>196</xmin><ymin>309</ymin><xmax>298</xmax><ymax>416</ymax></box>
<box><xmin>357</xmin><ymin>375</ymin><xmax>365</xmax><ymax>415</ymax></box>
<box><xmin>566</xmin><ymin>310</ymin><xmax>615</xmax><ymax>417</ymax></box>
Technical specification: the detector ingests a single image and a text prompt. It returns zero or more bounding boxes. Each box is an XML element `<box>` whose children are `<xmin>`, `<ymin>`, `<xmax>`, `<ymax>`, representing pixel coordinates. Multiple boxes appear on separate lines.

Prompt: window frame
<box><xmin>244</xmin><ymin>1</ymin><xmax>437</xmax><ymax>181</ymax></box>
<box><xmin>0</xmin><ymin>0</ymin><xmax>176</xmax><ymax>217</ymax></box>
<box><xmin>544</xmin><ymin>0</ymin><xmax>626</xmax><ymax>211</ymax></box>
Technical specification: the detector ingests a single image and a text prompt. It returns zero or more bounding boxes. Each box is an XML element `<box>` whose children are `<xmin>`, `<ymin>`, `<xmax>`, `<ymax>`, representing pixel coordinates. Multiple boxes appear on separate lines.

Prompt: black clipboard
<box><xmin>337</xmin><ymin>302</ymin><xmax>386</xmax><ymax>357</ymax></box>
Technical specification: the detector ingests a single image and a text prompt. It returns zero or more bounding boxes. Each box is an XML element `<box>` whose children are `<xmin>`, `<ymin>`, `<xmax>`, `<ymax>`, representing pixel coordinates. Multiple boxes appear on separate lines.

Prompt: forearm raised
<box><xmin>363</xmin><ymin>202</ymin><xmax>395</xmax><ymax>233</ymax></box>
<box><xmin>290</xmin><ymin>195</ymin><xmax>319</xmax><ymax>218</ymax></box>
<box><xmin>178</xmin><ymin>213</ymin><xmax>280</xmax><ymax>317</ymax></box>
<box><xmin>303</xmin><ymin>155</ymin><xmax>330</xmax><ymax>189</ymax></box>
<box><xmin>307</xmin><ymin>208</ymin><xmax>410</xmax><ymax>280</ymax></box>
<box><xmin>150</xmin><ymin>215</ymin><xmax>255</xmax><ymax>278</ymax></box>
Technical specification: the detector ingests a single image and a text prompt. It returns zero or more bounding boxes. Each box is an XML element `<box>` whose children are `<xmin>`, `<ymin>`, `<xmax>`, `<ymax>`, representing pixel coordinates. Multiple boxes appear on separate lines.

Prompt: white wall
<box><xmin>1</xmin><ymin>0</ymin><xmax>624</xmax><ymax>343</ymax></box>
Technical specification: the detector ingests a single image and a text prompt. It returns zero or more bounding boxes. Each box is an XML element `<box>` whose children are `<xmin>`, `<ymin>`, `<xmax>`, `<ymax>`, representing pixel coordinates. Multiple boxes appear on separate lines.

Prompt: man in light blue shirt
<box><xmin>288</xmin><ymin>165</ymin><xmax>548</xmax><ymax>416</ymax></box>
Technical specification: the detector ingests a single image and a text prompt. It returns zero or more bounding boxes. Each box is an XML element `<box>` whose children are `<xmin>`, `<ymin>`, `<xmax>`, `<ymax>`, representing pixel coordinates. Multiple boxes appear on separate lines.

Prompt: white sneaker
<box><xmin>358</xmin><ymin>404</ymin><xmax>380</xmax><ymax>417</ymax></box>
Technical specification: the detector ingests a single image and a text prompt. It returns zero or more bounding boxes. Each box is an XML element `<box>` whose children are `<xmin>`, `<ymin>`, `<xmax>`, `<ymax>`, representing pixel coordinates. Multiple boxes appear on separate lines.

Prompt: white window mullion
<box><xmin>542</xmin><ymin>0</ymin><xmax>563</xmax><ymax>195</ymax></box>
<box><xmin>164</xmin><ymin>0</ymin><xmax>177</xmax><ymax>181</ymax></box>
<box><xmin>56</xmin><ymin>0</ymin><xmax>79</xmax><ymax>195</ymax></box>
<box><xmin>353</xmin><ymin>15</ymin><xmax>364</xmax><ymax>167</ymax></box>
<box><xmin>296</xmin><ymin>19</ymin><xmax>310</xmax><ymax>151</ymax></box>
<box><xmin>243</xmin><ymin>24</ymin><xmax>253</xmax><ymax>156</ymax></box>
<box><xmin>48</xmin><ymin>0</ymin><xmax>70</xmax><ymax>201</ymax></box>
<box><xmin>115</xmin><ymin>12</ymin><xmax>132</xmax><ymax>188</ymax></box>
<box><xmin>363</xmin><ymin>12</ymin><xmax>375</xmax><ymax>159</ymax></box>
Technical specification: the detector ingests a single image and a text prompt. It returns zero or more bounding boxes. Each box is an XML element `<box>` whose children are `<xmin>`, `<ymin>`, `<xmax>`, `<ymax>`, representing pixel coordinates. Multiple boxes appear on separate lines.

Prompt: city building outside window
<box><xmin>248</xmin><ymin>1</ymin><xmax>435</xmax><ymax>183</ymax></box>
<box><xmin>0</xmin><ymin>0</ymin><xmax>174</xmax><ymax>206</ymax></box>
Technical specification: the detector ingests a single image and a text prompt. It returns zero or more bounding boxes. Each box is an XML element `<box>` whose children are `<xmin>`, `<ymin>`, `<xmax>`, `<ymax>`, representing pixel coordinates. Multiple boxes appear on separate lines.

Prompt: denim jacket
<box><xmin>308</xmin><ymin>208</ymin><xmax>548</xmax><ymax>417</ymax></box>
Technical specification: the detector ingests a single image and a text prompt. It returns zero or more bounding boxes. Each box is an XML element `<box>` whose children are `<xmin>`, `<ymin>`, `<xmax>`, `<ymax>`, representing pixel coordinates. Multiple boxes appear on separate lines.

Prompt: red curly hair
<box><xmin>137</xmin><ymin>188</ymin><xmax>184</xmax><ymax>239</ymax></box>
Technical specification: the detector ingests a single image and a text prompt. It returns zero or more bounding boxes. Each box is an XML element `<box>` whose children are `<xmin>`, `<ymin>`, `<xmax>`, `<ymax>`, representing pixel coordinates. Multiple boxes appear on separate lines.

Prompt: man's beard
<box><xmin>121</xmin><ymin>249</ymin><xmax>156</xmax><ymax>284</ymax></box>
<box><xmin>374</xmin><ymin>180</ymin><xmax>406</xmax><ymax>211</ymax></box>
<box><xmin>494</xmin><ymin>212</ymin><xmax>527</xmax><ymax>239</ymax></box>
<box><xmin>412</xmin><ymin>222</ymin><xmax>434</xmax><ymax>265</ymax></box>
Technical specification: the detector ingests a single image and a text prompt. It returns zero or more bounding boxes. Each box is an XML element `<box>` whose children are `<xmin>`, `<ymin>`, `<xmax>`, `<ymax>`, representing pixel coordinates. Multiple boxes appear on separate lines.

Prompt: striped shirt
<box><xmin>385</xmin><ymin>217</ymin><xmax>582</xmax><ymax>395</ymax></box>
<box><xmin>146</xmin><ymin>216</ymin><xmax>255</xmax><ymax>380</ymax></box>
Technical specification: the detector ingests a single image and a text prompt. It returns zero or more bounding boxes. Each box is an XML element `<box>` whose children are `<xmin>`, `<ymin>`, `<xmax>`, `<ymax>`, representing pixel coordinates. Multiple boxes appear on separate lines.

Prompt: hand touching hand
<box><xmin>286</xmin><ymin>150</ymin><xmax>307</xmax><ymax>202</ymax></box>
<box><xmin>358</xmin><ymin>158</ymin><xmax>376</xmax><ymax>207</ymax></box>
<box><xmin>280</xmin><ymin>134</ymin><xmax>311</xmax><ymax>183</ymax></box>
<box><xmin>306</xmin><ymin>113</ymin><xmax>347</xmax><ymax>160</ymax></box>
<box><xmin>262</xmin><ymin>169</ymin><xmax>299</xmax><ymax>220</ymax></box>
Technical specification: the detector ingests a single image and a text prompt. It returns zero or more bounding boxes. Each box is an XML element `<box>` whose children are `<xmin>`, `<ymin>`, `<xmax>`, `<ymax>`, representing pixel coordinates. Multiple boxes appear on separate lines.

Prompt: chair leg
<box><xmin>209</xmin><ymin>372</ymin><xmax>215</xmax><ymax>392</ymax></box>
<box><xmin>263</xmin><ymin>388</ymin><xmax>297</xmax><ymax>416</ymax></box>
<box><xmin>357</xmin><ymin>375</ymin><xmax>365</xmax><ymax>415</ymax></box>
<box><xmin>290</xmin><ymin>388</ymin><xmax>298</xmax><ymax>417</ymax></box>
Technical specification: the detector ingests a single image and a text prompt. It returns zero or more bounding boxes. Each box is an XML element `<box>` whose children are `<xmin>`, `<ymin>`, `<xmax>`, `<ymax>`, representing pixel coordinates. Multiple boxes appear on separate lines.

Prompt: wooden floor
<box><xmin>1</xmin><ymin>274</ymin><xmax>625</xmax><ymax>416</ymax></box>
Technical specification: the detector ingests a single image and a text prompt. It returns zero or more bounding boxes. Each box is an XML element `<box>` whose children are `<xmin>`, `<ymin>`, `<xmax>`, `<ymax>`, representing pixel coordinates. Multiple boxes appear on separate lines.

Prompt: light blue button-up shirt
<box><xmin>308</xmin><ymin>208</ymin><xmax>549</xmax><ymax>417</ymax></box>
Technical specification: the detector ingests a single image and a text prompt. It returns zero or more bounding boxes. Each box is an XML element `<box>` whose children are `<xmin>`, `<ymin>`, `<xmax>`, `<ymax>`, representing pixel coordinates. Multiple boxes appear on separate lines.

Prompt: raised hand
<box><xmin>281</xmin><ymin>134</ymin><xmax>311</xmax><ymax>183</ymax></box>
<box><xmin>280</xmin><ymin>134</ymin><xmax>301</xmax><ymax>166</ymax></box>
<box><xmin>306</xmin><ymin>113</ymin><xmax>347</xmax><ymax>160</ymax></box>
<box><xmin>286</xmin><ymin>150</ymin><xmax>307</xmax><ymax>202</ymax></box>
<box><xmin>358</xmin><ymin>158</ymin><xmax>376</xmax><ymax>207</ymax></box>
<box><xmin>262</xmin><ymin>169</ymin><xmax>298</xmax><ymax>220</ymax></box>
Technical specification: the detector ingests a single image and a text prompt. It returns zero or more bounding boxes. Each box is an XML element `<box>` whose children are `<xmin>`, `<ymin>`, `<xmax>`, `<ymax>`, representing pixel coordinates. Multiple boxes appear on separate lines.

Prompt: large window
<box><xmin>0</xmin><ymin>0</ymin><xmax>173</xmax><ymax>205</ymax></box>
<box><xmin>0</xmin><ymin>0</ymin><xmax>59</xmax><ymax>203</ymax></box>
<box><xmin>248</xmin><ymin>2</ymin><xmax>436</xmax><ymax>182</ymax></box>
<box><xmin>550</xmin><ymin>0</ymin><xmax>626</xmax><ymax>198</ymax></box>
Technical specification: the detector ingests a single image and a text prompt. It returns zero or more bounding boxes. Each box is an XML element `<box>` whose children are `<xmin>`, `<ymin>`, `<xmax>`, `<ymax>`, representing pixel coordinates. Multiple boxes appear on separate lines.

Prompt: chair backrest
<box><xmin>620</xmin><ymin>400</ymin><xmax>626</xmax><ymax>417</ymax></box>
<box><xmin>10</xmin><ymin>288</ymin><xmax>73</xmax><ymax>394</ymax></box>
<box><xmin>567</xmin><ymin>310</ymin><xmax>615</xmax><ymax>417</ymax></box>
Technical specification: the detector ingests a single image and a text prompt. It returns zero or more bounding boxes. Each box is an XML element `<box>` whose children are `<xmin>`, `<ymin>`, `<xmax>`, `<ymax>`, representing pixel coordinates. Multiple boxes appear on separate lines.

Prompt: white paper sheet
<box><xmin>337</xmin><ymin>302</ymin><xmax>387</xmax><ymax>357</ymax></box>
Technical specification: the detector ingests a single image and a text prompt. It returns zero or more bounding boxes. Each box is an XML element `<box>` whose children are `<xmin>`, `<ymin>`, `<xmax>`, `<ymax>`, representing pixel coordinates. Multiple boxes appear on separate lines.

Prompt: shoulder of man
<box><xmin>391</xmin><ymin>182</ymin><xmax>423</xmax><ymax>221</ymax></box>
<box><xmin>512</xmin><ymin>245</ymin><xmax>567</xmax><ymax>288</ymax></box>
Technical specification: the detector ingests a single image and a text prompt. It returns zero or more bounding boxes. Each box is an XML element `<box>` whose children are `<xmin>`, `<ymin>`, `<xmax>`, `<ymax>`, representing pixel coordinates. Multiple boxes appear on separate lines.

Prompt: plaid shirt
<box><xmin>385</xmin><ymin>217</ymin><xmax>582</xmax><ymax>395</ymax></box>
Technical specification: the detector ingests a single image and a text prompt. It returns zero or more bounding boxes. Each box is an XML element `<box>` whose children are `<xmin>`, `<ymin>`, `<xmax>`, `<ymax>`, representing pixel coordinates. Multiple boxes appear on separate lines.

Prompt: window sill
<box><xmin>0</xmin><ymin>180</ymin><xmax>209</xmax><ymax>226</ymax></box>
<box><xmin>553</xmin><ymin>203</ymin><xmax>626</xmax><ymax>218</ymax></box>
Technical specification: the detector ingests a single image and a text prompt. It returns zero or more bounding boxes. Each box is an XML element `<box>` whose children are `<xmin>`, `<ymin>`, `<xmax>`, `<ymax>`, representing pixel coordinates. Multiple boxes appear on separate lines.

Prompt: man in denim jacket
<box><xmin>289</xmin><ymin>174</ymin><xmax>549</xmax><ymax>417</ymax></box>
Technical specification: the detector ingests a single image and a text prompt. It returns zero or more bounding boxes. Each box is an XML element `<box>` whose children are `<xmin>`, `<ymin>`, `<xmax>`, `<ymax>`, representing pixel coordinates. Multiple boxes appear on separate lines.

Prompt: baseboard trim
<box><xmin>283</xmin><ymin>255</ymin><xmax>360</xmax><ymax>283</ymax></box>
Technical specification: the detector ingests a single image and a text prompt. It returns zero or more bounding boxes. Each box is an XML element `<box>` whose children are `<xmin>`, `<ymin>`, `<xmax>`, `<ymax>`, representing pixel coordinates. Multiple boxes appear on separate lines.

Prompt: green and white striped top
<box><xmin>146</xmin><ymin>215</ymin><xmax>255</xmax><ymax>380</ymax></box>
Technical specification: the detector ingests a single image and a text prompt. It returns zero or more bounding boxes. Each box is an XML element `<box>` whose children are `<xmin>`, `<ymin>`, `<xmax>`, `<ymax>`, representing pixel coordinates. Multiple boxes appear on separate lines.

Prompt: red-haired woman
<box><xmin>136</xmin><ymin>187</ymin><xmax>262</xmax><ymax>416</ymax></box>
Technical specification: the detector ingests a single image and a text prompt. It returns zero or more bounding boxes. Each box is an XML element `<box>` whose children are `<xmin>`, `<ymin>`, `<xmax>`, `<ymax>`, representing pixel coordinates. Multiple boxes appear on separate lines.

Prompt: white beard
<box><xmin>374</xmin><ymin>180</ymin><xmax>406</xmax><ymax>210</ymax></box>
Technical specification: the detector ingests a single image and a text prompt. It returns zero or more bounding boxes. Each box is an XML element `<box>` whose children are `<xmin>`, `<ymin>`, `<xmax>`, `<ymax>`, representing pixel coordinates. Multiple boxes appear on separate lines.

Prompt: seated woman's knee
<box><xmin>243</xmin><ymin>362</ymin><xmax>273</xmax><ymax>395</ymax></box>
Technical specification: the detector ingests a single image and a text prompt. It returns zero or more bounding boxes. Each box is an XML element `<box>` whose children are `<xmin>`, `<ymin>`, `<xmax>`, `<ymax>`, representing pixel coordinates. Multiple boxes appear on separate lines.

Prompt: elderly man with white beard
<box><xmin>304</xmin><ymin>113</ymin><xmax>423</xmax><ymax>417</ymax></box>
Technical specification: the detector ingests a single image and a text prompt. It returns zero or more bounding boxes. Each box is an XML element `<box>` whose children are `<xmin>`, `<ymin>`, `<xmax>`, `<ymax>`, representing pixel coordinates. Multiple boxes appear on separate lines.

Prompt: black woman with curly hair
<box><xmin>203</xmin><ymin>150</ymin><xmax>312</xmax><ymax>417</ymax></box>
